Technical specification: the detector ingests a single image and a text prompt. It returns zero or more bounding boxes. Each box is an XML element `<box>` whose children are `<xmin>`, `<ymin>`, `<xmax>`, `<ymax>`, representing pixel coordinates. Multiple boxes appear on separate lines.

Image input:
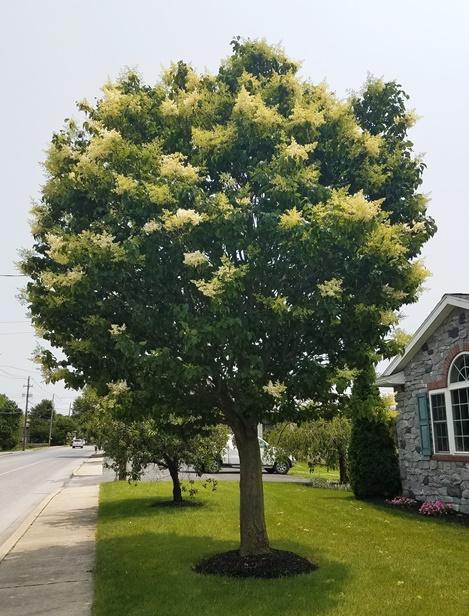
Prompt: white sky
<box><xmin>1</xmin><ymin>0</ymin><xmax>468</xmax><ymax>411</ymax></box>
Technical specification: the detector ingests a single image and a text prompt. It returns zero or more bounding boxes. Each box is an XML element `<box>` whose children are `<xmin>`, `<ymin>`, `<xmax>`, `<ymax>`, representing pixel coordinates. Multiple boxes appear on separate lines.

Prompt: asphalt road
<box><xmin>119</xmin><ymin>463</ymin><xmax>310</xmax><ymax>483</ymax></box>
<box><xmin>0</xmin><ymin>446</ymin><xmax>94</xmax><ymax>550</ymax></box>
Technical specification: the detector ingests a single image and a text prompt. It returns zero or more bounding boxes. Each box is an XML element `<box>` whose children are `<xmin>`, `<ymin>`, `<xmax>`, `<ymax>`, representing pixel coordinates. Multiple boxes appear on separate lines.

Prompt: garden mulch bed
<box><xmin>194</xmin><ymin>548</ymin><xmax>317</xmax><ymax>579</ymax></box>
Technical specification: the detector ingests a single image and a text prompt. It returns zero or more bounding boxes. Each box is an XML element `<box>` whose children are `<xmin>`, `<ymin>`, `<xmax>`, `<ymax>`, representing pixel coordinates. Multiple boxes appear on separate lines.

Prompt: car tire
<box><xmin>273</xmin><ymin>460</ymin><xmax>290</xmax><ymax>475</ymax></box>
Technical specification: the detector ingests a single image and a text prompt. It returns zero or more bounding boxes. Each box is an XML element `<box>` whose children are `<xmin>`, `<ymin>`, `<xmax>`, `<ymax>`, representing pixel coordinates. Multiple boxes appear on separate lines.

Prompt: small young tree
<box><xmin>80</xmin><ymin>388</ymin><xmax>228</xmax><ymax>502</ymax></box>
<box><xmin>22</xmin><ymin>39</ymin><xmax>433</xmax><ymax>561</ymax></box>
<box><xmin>0</xmin><ymin>394</ymin><xmax>22</xmax><ymax>450</ymax></box>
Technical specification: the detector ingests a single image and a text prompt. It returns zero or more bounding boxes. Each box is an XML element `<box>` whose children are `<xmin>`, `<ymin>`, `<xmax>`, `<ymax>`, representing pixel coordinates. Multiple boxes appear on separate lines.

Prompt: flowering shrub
<box><xmin>385</xmin><ymin>496</ymin><xmax>418</xmax><ymax>507</ymax></box>
<box><xmin>419</xmin><ymin>500</ymin><xmax>453</xmax><ymax>516</ymax></box>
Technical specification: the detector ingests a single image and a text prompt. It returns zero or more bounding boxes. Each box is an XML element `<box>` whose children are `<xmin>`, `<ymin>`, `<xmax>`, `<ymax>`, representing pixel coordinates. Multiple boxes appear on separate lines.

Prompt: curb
<box><xmin>72</xmin><ymin>456</ymin><xmax>104</xmax><ymax>477</ymax></box>
<box><xmin>0</xmin><ymin>489</ymin><xmax>61</xmax><ymax>563</ymax></box>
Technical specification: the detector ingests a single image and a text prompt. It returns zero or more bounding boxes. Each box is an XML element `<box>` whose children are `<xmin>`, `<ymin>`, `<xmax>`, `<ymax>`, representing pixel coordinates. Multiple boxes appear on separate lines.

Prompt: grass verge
<box><xmin>94</xmin><ymin>481</ymin><xmax>469</xmax><ymax>616</ymax></box>
<box><xmin>289</xmin><ymin>462</ymin><xmax>340</xmax><ymax>481</ymax></box>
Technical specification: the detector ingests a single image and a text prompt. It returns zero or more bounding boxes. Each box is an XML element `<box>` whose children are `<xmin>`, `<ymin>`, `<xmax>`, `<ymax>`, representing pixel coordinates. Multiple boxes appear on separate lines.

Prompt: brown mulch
<box><xmin>194</xmin><ymin>549</ymin><xmax>317</xmax><ymax>579</ymax></box>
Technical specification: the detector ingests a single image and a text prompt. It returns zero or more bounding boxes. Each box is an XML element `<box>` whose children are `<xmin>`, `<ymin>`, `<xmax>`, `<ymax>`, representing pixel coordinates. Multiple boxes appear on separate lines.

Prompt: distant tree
<box><xmin>0</xmin><ymin>394</ymin><xmax>22</xmax><ymax>450</ymax></box>
<box><xmin>51</xmin><ymin>414</ymin><xmax>78</xmax><ymax>445</ymax></box>
<box><xmin>71</xmin><ymin>387</ymin><xmax>99</xmax><ymax>442</ymax></box>
<box><xmin>22</xmin><ymin>38</ymin><xmax>434</xmax><ymax>559</ymax></box>
<box><xmin>29</xmin><ymin>398</ymin><xmax>55</xmax><ymax>443</ymax></box>
<box><xmin>268</xmin><ymin>416</ymin><xmax>351</xmax><ymax>484</ymax></box>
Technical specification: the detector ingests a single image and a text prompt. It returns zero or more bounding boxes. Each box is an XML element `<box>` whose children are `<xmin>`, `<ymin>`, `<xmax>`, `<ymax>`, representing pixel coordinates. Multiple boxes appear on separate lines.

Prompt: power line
<box><xmin>0</xmin><ymin>274</ymin><xmax>27</xmax><ymax>278</ymax></box>
<box><xmin>0</xmin><ymin>369</ymin><xmax>26</xmax><ymax>380</ymax></box>
<box><xmin>0</xmin><ymin>365</ymin><xmax>43</xmax><ymax>373</ymax></box>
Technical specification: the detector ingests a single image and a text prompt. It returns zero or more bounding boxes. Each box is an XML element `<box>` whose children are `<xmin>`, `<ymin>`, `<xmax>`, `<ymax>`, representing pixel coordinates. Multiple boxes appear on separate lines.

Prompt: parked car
<box><xmin>213</xmin><ymin>435</ymin><xmax>293</xmax><ymax>474</ymax></box>
<box><xmin>72</xmin><ymin>438</ymin><xmax>85</xmax><ymax>449</ymax></box>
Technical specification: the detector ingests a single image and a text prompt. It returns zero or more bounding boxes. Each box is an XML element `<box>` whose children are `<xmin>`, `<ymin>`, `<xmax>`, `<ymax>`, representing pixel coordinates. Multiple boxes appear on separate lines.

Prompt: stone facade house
<box><xmin>377</xmin><ymin>294</ymin><xmax>469</xmax><ymax>513</ymax></box>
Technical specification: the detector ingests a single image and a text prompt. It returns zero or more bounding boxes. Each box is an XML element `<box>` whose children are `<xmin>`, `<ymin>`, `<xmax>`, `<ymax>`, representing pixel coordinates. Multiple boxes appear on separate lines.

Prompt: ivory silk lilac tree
<box><xmin>22</xmin><ymin>39</ymin><xmax>434</xmax><ymax>557</ymax></box>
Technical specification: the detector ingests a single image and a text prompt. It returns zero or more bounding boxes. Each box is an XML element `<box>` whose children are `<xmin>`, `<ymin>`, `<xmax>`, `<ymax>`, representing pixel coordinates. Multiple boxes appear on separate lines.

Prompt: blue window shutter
<box><xmin>416</xmin><ymin>393</ymin><xmax>432</xmax><ymax>457</ymax></box>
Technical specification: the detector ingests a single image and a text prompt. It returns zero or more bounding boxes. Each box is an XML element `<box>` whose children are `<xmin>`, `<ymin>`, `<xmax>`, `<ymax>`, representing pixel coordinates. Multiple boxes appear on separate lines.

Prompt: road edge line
<box><xmin>0</xmin><ymin>488</ymin><xmax>62</xmax><ymax>563</ymax></box>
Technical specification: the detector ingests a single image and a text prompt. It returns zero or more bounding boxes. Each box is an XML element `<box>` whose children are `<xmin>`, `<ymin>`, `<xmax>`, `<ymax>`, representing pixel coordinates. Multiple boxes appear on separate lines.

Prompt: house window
<box><xmin>429</xmin><ymin>352</ymin><xmax>469</xmax><ymax>455</ymax></box>
<box><xmin>429</xmin><ymin>392</ymin><xmax>449</xmax><ymax>453</ymax></box>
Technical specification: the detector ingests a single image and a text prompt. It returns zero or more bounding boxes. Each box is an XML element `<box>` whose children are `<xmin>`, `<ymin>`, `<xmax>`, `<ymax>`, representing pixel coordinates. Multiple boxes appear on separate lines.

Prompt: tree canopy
<box><xmin>29</xmin><ymin>398</ymin><xmax>55</xmax><ymax>443</ymax></box>
<box><xmin>22</xmin><ymin>38</ymin><xmax>434</xmax><ymax>556</ymax></box>
<box><xmin>0</xmin><ymin>394</ymin><xmax>22</xmax><ymax>450</ymax></box>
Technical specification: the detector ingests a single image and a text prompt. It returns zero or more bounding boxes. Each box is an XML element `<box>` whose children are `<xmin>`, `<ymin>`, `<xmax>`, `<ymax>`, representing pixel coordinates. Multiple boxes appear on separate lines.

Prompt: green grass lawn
<box><xmin>290</xmin><ymin>462</ymin><xmax>340</xmax><ymax>481</ymax></box>
<box><xmin>94</xmin><ymin>481</ymin><xmax>469</xmax><ymax>616</ymax></box>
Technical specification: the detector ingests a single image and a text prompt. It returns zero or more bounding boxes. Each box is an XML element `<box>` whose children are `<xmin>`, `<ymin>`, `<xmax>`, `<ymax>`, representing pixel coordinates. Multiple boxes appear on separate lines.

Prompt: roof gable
<box><xmin>377</xmin><ymin>294</ymin><xmax>469</xmax><ymax>386</ymax></box>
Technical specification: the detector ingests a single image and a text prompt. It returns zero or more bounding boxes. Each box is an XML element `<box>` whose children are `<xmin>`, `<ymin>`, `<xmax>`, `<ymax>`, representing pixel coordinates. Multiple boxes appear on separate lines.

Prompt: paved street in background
<box><xmin>114</xmin><ymin>463</ymin><xmax>311</xmax><ymax>484</ymax></box>
<box><xmin>0</xmin><ymin>446</ymin><xmax>93</xmax><ymax>550</ymax></box>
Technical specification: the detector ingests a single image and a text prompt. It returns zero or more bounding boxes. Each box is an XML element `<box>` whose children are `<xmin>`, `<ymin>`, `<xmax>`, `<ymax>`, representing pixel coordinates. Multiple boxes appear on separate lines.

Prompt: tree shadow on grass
<box><xmin>364</xmin><ymin>498</ymin><xmax>469</xmax><ymax>530</ymax></box>
<box><xmin>98</xmin><ymin>494</ymin><xmax>215</xmax><ymax>520</ymax></box>
<box><xmin>94</xmin><ymin>531</ymin><xmax>349</xmax><ymax>616</ymax></box>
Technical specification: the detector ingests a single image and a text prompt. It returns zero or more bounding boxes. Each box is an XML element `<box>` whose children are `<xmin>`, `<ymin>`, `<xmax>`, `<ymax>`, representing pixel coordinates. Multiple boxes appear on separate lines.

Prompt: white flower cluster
<box><xmin>143</xmin><ymin>219</ymin><xmax>161</xmax><ymax>234</ymax></box>
<box><xmin>183</xmin><ymin>251</ymin><xmax>210</xmax><ymax>267</ymax></box>
<box><xmin>163</xmin><ymin>208</ymin><xmax>203</xmax><ymax>230</ymax></box>
<box><xmin>45</xmin><ymin>233</ymin><xmax>68</xmax><ymax>264</ymax></box>
<box><xmin>90</xmin><ymin>231</ymin><xmax>116</xmax><ymax>249</ymax></box>
<box><xmin>107</xmin><ymin>380</ymin><xmax>129</xmax><ymax>396</ymax></box>
<box><xmin>109</xmin><ymin>323</ymin><xmax>127</xmax><ymax>336</ymax></box>
<box><xmin>263</xmin><ymin>380</ymin><xmax>287</xmax><ymax>399</ymax></box>
<box><xmin>318</xmin><ymin>278</ymin><xmax>343</xmax><ymax>299</ymax></box>
<box><xmin>114</xmin><ymin>174</ymin><xmax>137</xmax><ymax>195</ymax></box>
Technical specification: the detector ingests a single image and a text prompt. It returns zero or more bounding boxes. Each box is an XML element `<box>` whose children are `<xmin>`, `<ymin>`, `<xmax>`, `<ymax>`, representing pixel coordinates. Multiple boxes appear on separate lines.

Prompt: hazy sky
<box><xmin>1</xmin><ymin>0</ymin><xmax>468</xmax><ymax>410</ymax></box>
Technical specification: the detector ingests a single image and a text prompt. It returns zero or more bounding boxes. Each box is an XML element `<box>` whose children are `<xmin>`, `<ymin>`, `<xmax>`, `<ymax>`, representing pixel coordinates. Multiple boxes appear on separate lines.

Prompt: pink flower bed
<box><xmin>418</xmin><ymin>499</ymin><xmax>453</xmax><ymax>516</ymax></box>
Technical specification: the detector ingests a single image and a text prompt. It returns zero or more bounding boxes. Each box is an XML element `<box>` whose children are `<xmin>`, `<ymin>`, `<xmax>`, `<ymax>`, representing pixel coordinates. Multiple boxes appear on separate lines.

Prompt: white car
<box><xmin>72</xmin><ymin>438</ymin><xmax>85</xmax><ymax>449</ymax></box>
<box><xmin>219</xmin><ymin>435</ymin><xmax>293</xmax><ymax>474</ymax></box>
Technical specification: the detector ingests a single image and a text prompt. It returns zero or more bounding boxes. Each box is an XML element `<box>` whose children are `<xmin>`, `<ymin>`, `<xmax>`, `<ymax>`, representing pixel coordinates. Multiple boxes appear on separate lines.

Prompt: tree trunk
<box><xmin>233</xmin><ymin>421</ymin><xmax>270</xmax><ymax>556</ymax></box>
<box><xmin>117</xmin><ymin>459</ymin><xmax>127</xmax><ymax>481</ymax></box>
<box><xmin>166</xmin><ymin>458</ymin><xmax>183</xmax><ymax>504</ymax></box>
<box><xmin>338</xmin><ymin>447</ymin><xmax>349</xmax><ymax>484</ymax></box>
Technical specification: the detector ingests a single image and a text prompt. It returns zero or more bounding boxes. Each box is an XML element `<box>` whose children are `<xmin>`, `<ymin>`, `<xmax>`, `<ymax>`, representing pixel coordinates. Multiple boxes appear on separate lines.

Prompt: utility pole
<box><xmin>68</xmin><ymin>402</ymin><xmax>71</xmax><ymax>417</ymax></box>
<box><xmin>48</xmin><ymin>394</ymin><xmax>55</xmax><ymax>447</ymax></box>
<box><xmin>22</xmin><ymin>377</ymin><xmax>32</xmax><ymax>451</ymax></box>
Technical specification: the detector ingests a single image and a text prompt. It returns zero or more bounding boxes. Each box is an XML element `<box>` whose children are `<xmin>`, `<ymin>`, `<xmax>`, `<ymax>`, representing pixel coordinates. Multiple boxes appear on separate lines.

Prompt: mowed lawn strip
<box><xmin>94</xmin><ymin>481</ymin><xmax>469</xmax><ymax>616</ymax></box>
<box><xmin>290</xmin><ymin>462</ymin><xmax>340</xmax><ymax>481</ymax></box>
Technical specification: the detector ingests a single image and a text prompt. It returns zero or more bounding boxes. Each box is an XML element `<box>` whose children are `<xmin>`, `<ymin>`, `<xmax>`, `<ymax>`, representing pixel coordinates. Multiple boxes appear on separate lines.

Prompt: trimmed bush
<box><xmin>349</xmin><ymin>415</ymin><xmax>401</xmax><ymax>499</ymax></box>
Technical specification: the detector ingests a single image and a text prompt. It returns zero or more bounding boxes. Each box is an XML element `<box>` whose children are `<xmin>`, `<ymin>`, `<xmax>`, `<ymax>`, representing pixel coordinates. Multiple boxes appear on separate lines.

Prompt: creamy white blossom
<box><xmin>263</xmin><ymin>380</ymin><xmax>287</xmax><ymax>399</ymax></box>
<box><xmin>109</xmin><ymin>323</ymin><xmax>127</xmax><ymax>336</ymax></box>
<box><xmin>107</xmin><ymin>380</ymin><xmax>129</xmax><ymax>396</ymax></box>
<box><xmin>163</xmin><ymin>208</ymin><xmax>203</xmax><ymax>230</ymax></box>
<box><xmin>183</xmin><ymin>251</ymin><xmax>210</xmax><ymax>267</ymax></box>
<box><xmin>318</xmin><ymin>278</ymin><xmax>343</xmax><ymax>298</ymax></box>
<box><xmin>143</xmin><ymin>219</ymin><xmax>161</xmax><ymax>234</ymax></box>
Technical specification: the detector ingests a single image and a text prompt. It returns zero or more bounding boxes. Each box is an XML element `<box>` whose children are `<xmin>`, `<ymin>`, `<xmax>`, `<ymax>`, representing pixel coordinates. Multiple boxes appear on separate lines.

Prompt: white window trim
<box><xmin>428</xmin><ymin>352</ymin><xmax>469</xmax><ymax>455</ymax></box>
<box><xmin>429</xmin><ymin>388</ymin><xmax>454</xmax><ymax>454</ymax></box>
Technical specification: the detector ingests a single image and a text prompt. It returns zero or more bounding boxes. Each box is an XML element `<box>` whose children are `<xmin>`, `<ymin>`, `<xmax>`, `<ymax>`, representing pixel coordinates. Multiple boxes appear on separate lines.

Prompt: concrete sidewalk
<box><xmin>0</xmin><ymin>456</ymin><xmax>105</xmax><ymax>616</ymax></box>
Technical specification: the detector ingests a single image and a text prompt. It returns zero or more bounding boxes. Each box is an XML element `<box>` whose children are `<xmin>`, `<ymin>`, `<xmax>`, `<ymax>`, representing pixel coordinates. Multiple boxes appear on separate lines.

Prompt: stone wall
<box><xmin>395</xmin><ymin>307</ymin><xmax>469</xmax><ymax>513</ymax></box>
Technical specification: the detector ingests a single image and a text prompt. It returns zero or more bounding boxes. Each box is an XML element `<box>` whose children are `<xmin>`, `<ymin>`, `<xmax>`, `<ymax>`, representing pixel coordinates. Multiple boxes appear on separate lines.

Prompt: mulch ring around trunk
<box><xmin>194</xmin><ymin>549</ymin><xmax>317</xmax><ymax>579</ymax></box>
